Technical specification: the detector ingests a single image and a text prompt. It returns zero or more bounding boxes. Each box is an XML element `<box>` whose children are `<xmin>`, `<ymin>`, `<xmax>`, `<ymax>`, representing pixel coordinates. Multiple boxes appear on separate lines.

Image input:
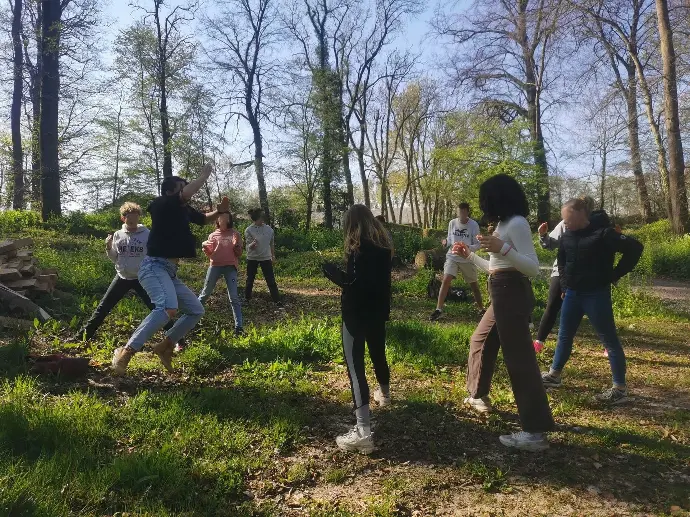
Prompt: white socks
<box><xmin>356</xmin><ymin>405</ymin><xmax>371</xmax><ymax>436</ymax></box>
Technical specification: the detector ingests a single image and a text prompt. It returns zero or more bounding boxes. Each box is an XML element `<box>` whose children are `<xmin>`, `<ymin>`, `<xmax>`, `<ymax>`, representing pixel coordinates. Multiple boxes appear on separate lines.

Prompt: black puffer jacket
<box><xmin>323</xmin><ymin>239</ymin><xmax>392</xmax><ymax>334</ymax></box>
<box><xmin>558</xmin><ymin>210</ymin><xmax>643</xmax><ymax>292</ymax></box>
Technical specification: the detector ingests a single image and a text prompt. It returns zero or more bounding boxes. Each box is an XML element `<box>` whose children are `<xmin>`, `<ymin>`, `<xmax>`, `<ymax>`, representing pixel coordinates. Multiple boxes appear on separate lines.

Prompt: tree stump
<box><xmin>414</xmin><ymin>248</ymin><xmax>446</xmax><ymax>271</ymax></box>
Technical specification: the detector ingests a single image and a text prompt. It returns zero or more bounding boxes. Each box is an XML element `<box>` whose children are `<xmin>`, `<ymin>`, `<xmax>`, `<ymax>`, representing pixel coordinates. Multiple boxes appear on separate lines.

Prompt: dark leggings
<box><xmin>245</xmin><ymin>260</ymin><xmax>280</xmax><ymax>302</ymax></box>
<box><xmin>342</xmin><ymin>320</ymin><xmax>390</xmax><ymax>410</ymax></box>
<box><xmin>537</xmin><ymin>276</ymin><xmax>563</xmax><ymax>342</ymax></box>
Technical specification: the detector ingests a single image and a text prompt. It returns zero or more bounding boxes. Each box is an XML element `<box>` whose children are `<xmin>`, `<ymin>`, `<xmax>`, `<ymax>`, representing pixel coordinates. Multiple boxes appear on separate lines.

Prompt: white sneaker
<box><xmin>335</xmin><ymin>426</ymin><xmax>375</xmax><ymax>454</ymax></box>
<box><xmin>373</xmin><ymin>388</ymin><xmax>391</xmax><ymax>407</ymax></box>
<box><xmin>464</xmin><ymin>396</ymin><xmax>492</xmax><ymax>414</ymax></box>
<box><xmin>499</xmin><ymin>431</ymin><xmax>549</xmax><ymax>451</ymax></box>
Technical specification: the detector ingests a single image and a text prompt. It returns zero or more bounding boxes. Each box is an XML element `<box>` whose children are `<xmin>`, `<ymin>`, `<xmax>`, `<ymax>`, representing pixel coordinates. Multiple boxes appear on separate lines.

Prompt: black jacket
<box><xmin>323</xmin><ymin>239</ymin><xmax>392</xmax><ymax>333</ymax></box>
<box><xmin>558</xmin><ymin>211</ymin><xmax>643</xmax><ymax>292</ymax></box>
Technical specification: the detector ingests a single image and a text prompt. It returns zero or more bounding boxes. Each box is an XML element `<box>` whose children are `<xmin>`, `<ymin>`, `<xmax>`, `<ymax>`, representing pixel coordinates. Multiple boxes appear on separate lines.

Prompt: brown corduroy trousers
<box><xmin>466</xmin><ymin>270</ymin><xmax>554</xmax><ymax>433</ymax></box>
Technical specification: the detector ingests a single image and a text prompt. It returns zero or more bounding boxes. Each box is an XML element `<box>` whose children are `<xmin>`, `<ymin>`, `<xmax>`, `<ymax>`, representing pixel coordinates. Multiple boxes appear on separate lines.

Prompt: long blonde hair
<box><xmin>343</xmin><ymin>204</ymin><xmax>393</xmax><ymax>257</ymax></box>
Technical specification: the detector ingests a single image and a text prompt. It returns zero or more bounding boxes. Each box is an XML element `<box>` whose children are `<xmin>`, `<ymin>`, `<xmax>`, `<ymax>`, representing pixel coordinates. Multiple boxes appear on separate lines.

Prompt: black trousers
<box><xmin>81</xmin><ymin>275</ymin><xmax>174</xmax><ymax>340</ymax></box>
<box><xmin>536</xmin><ymin>276</ymin><xmax>564</xmax><ymax>342</ymax></box>
<box><xmin>342</xmin><ymin>320</ymin><xmax>390</xmax><ymax>410</ymax></box>
<box><xmin>245</xmin><ymin>260</ymin><xmax>280</xmax><ymax>302</ymax></box>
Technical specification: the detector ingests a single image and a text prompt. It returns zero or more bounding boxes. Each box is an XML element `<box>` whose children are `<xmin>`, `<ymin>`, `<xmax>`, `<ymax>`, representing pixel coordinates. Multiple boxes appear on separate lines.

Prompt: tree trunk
<box><xmin>253</xmin><ymin>130</ymin><xmax>271</xmax><ymax>225</ymax></box>
<box><xmin>342</xmin><ymin>130</ymin><xmax>354</xmax><ymax>206</ymax></box>
<box><xmin>31</xmin><ymin>1</ymin><xmax>42</xmax><ymax>206</ymax></box>
<box><xmin>356</xmin><ymin>124</ymin><xmax>370</xmax><ymax>207</ymax></box>
<box><xmin>599</xmin><ymin>145</ymin><xmax>606</xmax><ymax>211</ymax></box>
<box><xmin>633</xmin><ymin>60</ymin><xmax>672</xmax><ymax>218</ymax></box>
<box><xmin>40</xmin><ymin>0</ymin><xmax>61</xmax><ymax>220</ymax></box>
<box><xmin>305</xmin><ymin>193</ymin><xmax>313</xmax><ymax>231</ymax></box>
<box><xmin>519</xmin><ymin>8</ymin><xmax>550</xmax><ymax>223</ymax></box>
<box><xmin>624</xmin><ymin>73</ymin><xmax>653</xmax><ymax>222</ymax></box>
<box><xmin>11</xmin><ymin>0</ymin><xmax>25</xmax><ymax>210</ymax></box>
<box><xmin>656</xmin><ymin>0</ymin><xmax>688</xmax><ymax>234</ymax></box>
<box><xmin>112</xmin><ymin>103</ymin><xmax>123</xmax><ymax>204</ymax></box>
<box><xmin>155</xmin><ymin>3</ymin><xmax>173</xmax><ymax>179</ymax></box>
<box><xmin>387</xmin><ymin>188</ymin><xmax>396</xmax><ymax>224</ymax></box>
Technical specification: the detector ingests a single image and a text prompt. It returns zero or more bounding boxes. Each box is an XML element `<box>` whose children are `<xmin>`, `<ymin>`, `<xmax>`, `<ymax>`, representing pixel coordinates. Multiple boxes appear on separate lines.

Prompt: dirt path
<box><xmin>640</xmin><ymin>278</ymin><xmax>690</xmax><ymax>315</ymax></box>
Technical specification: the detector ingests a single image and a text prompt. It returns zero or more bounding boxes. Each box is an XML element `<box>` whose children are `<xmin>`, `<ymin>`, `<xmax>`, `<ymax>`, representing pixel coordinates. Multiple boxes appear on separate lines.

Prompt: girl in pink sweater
<box><xmin>198</xmin><ymin>213</ymin><xmax>244</xmax><ymax>337</ymax></box>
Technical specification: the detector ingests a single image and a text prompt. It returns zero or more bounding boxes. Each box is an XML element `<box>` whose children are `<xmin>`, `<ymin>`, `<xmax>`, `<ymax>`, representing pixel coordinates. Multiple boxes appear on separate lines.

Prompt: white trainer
<box><xmin>499</xmin><ymin>431</ymin><xmax>549</xmax><ymax>451</ymax></box>
<box><xmin>335</xmin><ymin>426</ymin><xmax>375</xmax><ymax>454</ymax></box>
<box><xmin>373</xmin><ymin>388</ymin><xmax>391</xmax><ymax>407</ymax></box>
<box><xmin>463</xmin><ymin>396</ymin><xmax>492</xmax><ymax>414</ymax></box>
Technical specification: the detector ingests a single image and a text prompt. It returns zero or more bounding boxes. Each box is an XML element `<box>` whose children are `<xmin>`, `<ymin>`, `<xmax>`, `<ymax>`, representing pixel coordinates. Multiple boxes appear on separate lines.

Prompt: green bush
<box><xmin>0</xmin><ymin>210</ymin><xmax>42</xmax><ymax>234</ymax></box>
<box><xmin>629</xmin><ymin>220</ymin><xmax>690</xmax><ymax>279</ymax></box>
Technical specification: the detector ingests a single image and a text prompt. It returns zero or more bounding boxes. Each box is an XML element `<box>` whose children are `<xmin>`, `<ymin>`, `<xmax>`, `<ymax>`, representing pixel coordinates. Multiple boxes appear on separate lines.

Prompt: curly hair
<box><xmin>343</xmin><ymin>204</ymin><xmax>392</xmax><ymax>257</ymax></box>
<box><xmin>478</xmin><ymin>174</ymin><xmax>529</xmax><ymax>222</ymax></box>
<box><xmin>119</xmin><ymin>202</ymin><xmax>142</xmax><ymax>217</ymax></box>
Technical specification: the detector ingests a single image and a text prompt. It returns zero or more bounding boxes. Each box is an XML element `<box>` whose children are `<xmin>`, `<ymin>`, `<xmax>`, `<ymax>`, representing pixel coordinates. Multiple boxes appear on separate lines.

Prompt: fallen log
<box><xmin>0</xmin><ymin>283</ymin><xmax>51</xmax><ymax>322</ymax></box>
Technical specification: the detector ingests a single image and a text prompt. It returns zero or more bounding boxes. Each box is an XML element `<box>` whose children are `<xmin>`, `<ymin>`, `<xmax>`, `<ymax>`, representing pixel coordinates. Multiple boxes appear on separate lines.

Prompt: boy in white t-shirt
<box><xmin>430</xmin><ymin>202</ymin><xmax>483</xmax><ymax>321</ymax></box>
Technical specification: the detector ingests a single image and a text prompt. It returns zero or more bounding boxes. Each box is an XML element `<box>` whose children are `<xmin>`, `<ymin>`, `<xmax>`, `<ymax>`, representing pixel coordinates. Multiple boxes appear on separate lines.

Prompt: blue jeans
<box><xmin>126</xmin><ymin>257</ymin><xmax>205</xmax><ymax>351</ymax></box>
<box><xmin>552</xmin><ymin>287</ymin><xmax>626</xmax><ymax>386</ymax></box>
<box><xmin>198</xmin><ymin>265</ymin><xmax>243</xmax><ymax>329</ymax></box>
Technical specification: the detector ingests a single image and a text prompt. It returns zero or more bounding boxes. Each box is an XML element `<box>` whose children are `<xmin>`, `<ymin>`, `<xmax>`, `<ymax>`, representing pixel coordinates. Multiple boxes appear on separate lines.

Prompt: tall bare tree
<box><xmin>435</xmin><ymin>0</ymin><xmax>568</xmax><ymax>222</ymax></box>
<box><xmin>132</xmin><ymin>0</ymin><xmax>198</xmax><ymax>179</ymax></box>
<box><xmin>204</xmin><ymin>0</ymin><xmax>282</xmax><ymax>225</ymax></box>
<box><xmin>11</xmin><ymin>0</ymin><xmax>25</xmax><ymax>209</ymax></box>
<box><xmin>579</xmin><ymin>0</ymin><xmax>661</xmax><ymax>221</ymax></box>
<box><xmin>655</xmin><ymin>0</ymin><xmax>687</xmax><ymax>233</ymax></box>
<box><xmin>336</xmin><ymin>0</ymin><xmax>421</xmax><ymax>208</ymax></box>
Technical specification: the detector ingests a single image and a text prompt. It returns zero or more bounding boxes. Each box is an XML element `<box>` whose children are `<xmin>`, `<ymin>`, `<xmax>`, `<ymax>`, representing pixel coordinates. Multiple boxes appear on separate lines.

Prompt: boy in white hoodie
<box><xmin>77</xmin><ymin>202</ymin><xmax>175</xmax><ymax>341</ymax></box>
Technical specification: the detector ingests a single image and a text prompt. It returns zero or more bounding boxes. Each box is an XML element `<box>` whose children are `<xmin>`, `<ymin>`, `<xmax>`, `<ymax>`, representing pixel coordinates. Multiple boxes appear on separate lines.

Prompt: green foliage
<box><xmin>0</xmin><ymin>210</ymin><xmax>42</xmax><ymax>234</ymax></box>
<box><xmin>629</xmin><ymin>219</ymin><xmax>690</xmax><ymax>279</ymax></box>
<box><xmin>430</xmin><ymin>112</ymin><xmax>541</xmax><ymax>218</ymax></box>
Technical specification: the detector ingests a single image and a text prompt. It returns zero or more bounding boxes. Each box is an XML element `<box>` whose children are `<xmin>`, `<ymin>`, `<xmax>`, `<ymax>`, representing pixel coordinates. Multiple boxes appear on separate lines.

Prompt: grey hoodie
<box><xmin>107</xmin><ymin>224</ymin><xmax>150</xmax><ymax>280</ymax></box>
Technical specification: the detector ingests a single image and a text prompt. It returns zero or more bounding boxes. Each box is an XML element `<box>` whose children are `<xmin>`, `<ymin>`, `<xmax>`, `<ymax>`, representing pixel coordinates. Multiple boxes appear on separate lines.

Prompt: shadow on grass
<box><xmin>371</xmin><ymin>399</ymin><xmax>690</xmax><ymax>511</ymax></box>
<box><xmin>0</xmin><ymin>378</ymin><xmax>348</xmax><ymax>516</ymax></box>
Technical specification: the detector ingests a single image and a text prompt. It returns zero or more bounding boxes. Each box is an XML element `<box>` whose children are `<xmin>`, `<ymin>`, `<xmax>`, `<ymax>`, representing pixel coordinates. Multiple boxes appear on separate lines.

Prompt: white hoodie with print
<box><xmin>106</xmin><ymin>224</ymin><xmax>150</xmax><ymax>280</ymax></box>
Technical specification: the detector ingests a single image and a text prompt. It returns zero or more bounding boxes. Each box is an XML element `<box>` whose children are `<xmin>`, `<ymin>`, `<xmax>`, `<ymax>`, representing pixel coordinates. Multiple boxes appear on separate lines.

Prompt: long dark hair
<box><xmin>216</xmin><ymin>212</ymin><xmax>234</xmax><ymax>230</ymax></box>
<box><xmin>343</xmin><ymin>204</ymin><xmax>392</xmax><ymax>257</ymax></box>
<box><xmin>478</xmin><ymin>174</ymin><xmax>529</xmax><ymax>222</ymax></box>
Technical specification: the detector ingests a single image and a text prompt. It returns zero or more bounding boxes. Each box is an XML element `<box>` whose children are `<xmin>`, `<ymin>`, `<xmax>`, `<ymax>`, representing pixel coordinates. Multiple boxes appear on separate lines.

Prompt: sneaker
<box><xmin>335</xmin><ymin>426</ymin><xmax>375</xmax><ymax>454</ymax></box>
<box><xmin>533</xmin><ymin>340</ymin><xmax>545</xmax><ymax>353</ymax></box>
<box><xmin>152</xmin><ymin>338</ymin><xmax>174</xmax><ymax>373</ymax></box>
<box><xmin>173</xmin><ymin>343</ymin><xmax>184</xmax><ymax>353</ymax></box>
<box><xmin>234</xmin><ymin>327</ymin><xmax>245</xmax><ymax>337</ymax></box>
<box><xmin>541</xmin><ymin>370</ymin><xmax>562</xmax><ymax>388</ymax></box>
<box><xmin>373</xmin><ymin>388</ymin><xmax>391</xmax><ymax>407</ymax></box>
<box><xmin>429</xmin><ymin>309</ymin><xmax>443</xmax><ymax>321</ymax></box>
<box><xmin>603</xmin><ymin>348</ymin><xmax>609</xmax><ymax>357</ymax></box>
<box><xmin>595</xmin><ymin>386</ymin><xmax>629</xmax><ymax>404</ymax></box>
<box><xmin>464</xmin><ymin>396</ymin><xmax>492</xmax><ymax>414</ymax></box>
<box><xmin>112</xmin><ymin>346</ymin><xmax>135</xmax><ymax>376</ymax></box>
<box><xmin>499</xmin><ymin>431</ymin><xmax>549</xmax><ymax>451</ymax></box>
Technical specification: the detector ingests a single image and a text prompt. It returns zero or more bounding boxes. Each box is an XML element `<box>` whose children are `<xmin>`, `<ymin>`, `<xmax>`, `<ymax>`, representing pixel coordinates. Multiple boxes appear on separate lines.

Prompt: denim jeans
<box><xmin>125</xmin><ymin>257</ymin><xmax>205</xmax><ymax>351</ymax></box>
<box><xmin>198</xmin><ymin>265</ymin><xmax>243</xmax><ymax>329</ymax></box>
<box><xmin>552</xmin><ymin>287</ymin><xmax>626</xmax><ymax>386</ymax></box>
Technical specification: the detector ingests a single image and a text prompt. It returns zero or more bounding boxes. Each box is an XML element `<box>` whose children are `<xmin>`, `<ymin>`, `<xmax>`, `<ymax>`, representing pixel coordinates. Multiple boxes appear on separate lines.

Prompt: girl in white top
<box><xmin>452</xmin><ymin>174</ymin><xmax>554</xmax><ymax>452</ymax></box>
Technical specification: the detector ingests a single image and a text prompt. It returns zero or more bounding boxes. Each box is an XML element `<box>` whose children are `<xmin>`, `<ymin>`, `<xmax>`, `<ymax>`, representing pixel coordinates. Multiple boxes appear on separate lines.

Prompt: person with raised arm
<box><xmin>533</xmin><ymin>196</ymin><xmax>595</xmax><ymax>353</ymax></box>
<box><xmin>541</xmin><ymin>198</ymin><xmax>643</xmax><ymax>404</ymax></box>
<box><xmin>112</xmin><ymin>163</ymin><xmax>229</xmax><ymax>375</ymax></box>
<box><xmin>453</xmin><ymin>174</ymin><xmax>554</xmax><ymax>451</ymax></box>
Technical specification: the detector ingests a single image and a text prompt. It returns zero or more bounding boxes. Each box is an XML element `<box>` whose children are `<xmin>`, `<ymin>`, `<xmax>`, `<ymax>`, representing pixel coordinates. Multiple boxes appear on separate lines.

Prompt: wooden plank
<box><xmin>0</xmin><ymin>238</ymin><xmax>33</xmax><ymax>255</ymax></box>
<box><xmin>0</xmin><ymin>268</ymin><xmax>22</xmax><ymax>281</ymax></box>
<box><xmin>0</xmin><ymin>317</ymin><xmax>33</xmax><ymax>329</ymax></box>
<box><xmin>20</xmin><ymin>265</ymin><xmax>36</xmax><ymax>277</ymax></box>
<box><xmin>5</xmin><ymin>278</ymin><xmax>39</xmax><ymax>289</ymax></box>
<box><xmin>0</xmin><ymin>283</ymin><xmax>51</xmax><ymax>322</ymax></box>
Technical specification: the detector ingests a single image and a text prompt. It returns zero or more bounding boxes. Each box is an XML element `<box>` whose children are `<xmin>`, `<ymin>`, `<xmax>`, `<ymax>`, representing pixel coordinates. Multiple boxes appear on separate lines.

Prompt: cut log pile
<box><xmin>0</xmin><ymin>238</ymin><xmax>54</xmax><ymax>327</ymax></box>
<box><xmin>0</xmin><ymin>238</ymin><xmax>58</xmax><ymax>295</ymax></box>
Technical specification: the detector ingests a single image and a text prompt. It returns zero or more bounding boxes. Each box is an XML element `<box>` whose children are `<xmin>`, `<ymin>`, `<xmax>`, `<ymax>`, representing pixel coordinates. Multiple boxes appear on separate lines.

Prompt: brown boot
<box><xmin>112</xmin><ymin>346</ymin><xmax>135</xmax><ymax>376</ymax></box>
<box><xmin>152</xmin><ymin>337</ymin><xmax>174</xmax><ymax>373</ymax></box>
